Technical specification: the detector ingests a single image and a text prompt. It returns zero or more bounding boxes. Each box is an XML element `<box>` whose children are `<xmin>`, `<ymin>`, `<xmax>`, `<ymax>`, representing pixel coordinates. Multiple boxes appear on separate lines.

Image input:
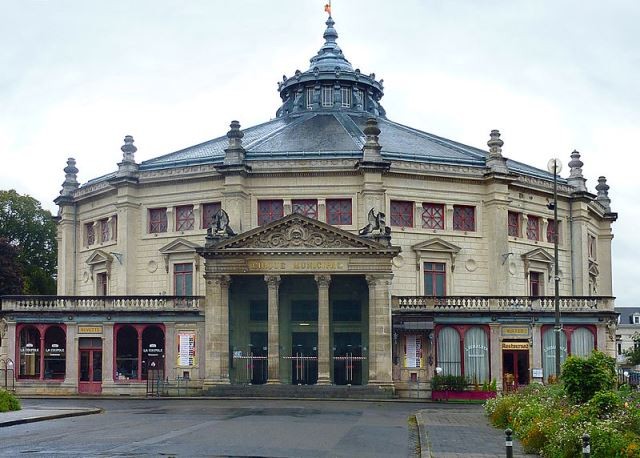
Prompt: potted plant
<box><xmin>431</xmin><ymin>375</ymin><xmax>497</xmax><ymax>401</ymax></box>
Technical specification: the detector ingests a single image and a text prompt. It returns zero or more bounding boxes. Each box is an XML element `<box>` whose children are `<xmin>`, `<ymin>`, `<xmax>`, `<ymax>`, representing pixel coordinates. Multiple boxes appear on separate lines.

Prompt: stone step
<box><xmin>201</xmin><ymin>384</ymin><xmax>396</xmax><ymax>399</ymax></box>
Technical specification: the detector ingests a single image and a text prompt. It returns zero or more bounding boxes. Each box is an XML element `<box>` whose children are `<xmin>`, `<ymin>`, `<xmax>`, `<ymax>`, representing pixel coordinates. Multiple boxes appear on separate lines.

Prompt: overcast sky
<box><xmin>1</xmin><ymin>0</ymin><xmax>638</xmax><ymax>306</ymax></box>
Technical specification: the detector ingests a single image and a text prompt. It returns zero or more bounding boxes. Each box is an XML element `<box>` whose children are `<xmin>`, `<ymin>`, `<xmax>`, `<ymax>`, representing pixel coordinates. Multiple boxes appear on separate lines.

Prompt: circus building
<box><xmin>0</xmin><ymin>14</ymin><xmax>618</xmax><ymax>398</ymax></box>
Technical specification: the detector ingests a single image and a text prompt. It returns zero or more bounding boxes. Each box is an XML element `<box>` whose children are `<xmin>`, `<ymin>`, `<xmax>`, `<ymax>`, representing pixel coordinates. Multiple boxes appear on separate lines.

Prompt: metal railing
<box><xmin>334</xmin><ymin>353</ymin><xmax>366</xmax><ymax>384</ymax></box>
<box><xmin>393</xmin><ymin>296</ymin><xmax>614</xmax><ymax>312</ymax></box>
<box><xmin>233</xmin><ymin>354</ymin><xmax>268</xmax><ymax>385</ymax></box>
<box><xmin>282</xmin><ymin>354</ymin><xmax>318</xmax><ymax>385</ymax></box>
<box><xmin>0</xmin><ymin>295</ymin><xmax>205</xmax><ymax>312</ymax></box>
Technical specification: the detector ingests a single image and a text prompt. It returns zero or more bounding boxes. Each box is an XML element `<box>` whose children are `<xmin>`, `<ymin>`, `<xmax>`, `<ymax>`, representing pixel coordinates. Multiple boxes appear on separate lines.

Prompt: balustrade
<box><xmin>0</xmin><ymin>296</ymin><xmax>204</xmax><ymax>312</ymax></box>
<box><xmin>393</xmin><ymin>296</ymin><xmax>612</xmax><ymax>312</ymax></box>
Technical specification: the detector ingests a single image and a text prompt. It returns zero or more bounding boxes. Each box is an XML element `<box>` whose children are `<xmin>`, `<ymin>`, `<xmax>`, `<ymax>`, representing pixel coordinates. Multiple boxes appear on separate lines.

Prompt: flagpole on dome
<box><xmin>324</xmin><ymin>1</ymin><xmax>331</xmax><ymax>16</ymax></box>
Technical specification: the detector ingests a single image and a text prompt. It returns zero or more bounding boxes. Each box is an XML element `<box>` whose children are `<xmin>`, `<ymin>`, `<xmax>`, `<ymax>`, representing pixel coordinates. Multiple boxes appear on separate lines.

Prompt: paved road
<box><xmin>0</xmin><ymin>399</ymin><xmax>423</xmax><ymax>457</ymax></box>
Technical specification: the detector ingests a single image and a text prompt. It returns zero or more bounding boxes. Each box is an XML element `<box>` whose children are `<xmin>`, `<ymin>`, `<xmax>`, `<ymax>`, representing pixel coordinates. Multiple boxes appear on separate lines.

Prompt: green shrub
<box><xmin>585</xmin><ymin>390</ymin><xmax>623</xmax><ymax>419</ymax></box>
<box><xmin>0</xmin><ymin>390</ymin><xmax>21</xmax><ymax>412</ymax></box>
<box><xmin>562</xmin><ymin>350</ymin><xmax>616</xmax><ymax>403</ymax></box>
<box><xmin>431</xmin><ymin>374</ymin><xmax>468</xmax><ymax>391</ymax></box>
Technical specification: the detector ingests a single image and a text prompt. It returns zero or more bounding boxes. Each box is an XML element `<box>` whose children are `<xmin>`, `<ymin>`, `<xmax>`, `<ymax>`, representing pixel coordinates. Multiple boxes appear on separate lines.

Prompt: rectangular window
<box><xmin>149</xmin><ymin>208</ymin><xmax>168</xmax><ymax>233</ymax></box>
<box><xmin>526</xmin><ymin>215</ymin><xmax>540</xmax><ymax>241</ymax></box>
<box><xmin>424</xmin><ymin>262</ymin><xmax>446</xmax><ymax>296</ymax></box>
<box><xmin>326</xmin><ymin>198</ymin><xmax>352</xmax><ymax>225</ymax></box>
<box><xmin>249</xmin><ymin>300</ymin><xmax>268</xmax><ymax>322</ymax></box>
<box><xmin>634</xmin><ymin>315</ymin><xmax>640</xmax><ymax>325</ymax></box>
<box><xmin>453</xmin><ymin>205</ymin><xmax>475</xmax><ymax>231</ymax></box>
<box><xmin>390</xmin><ymin>200</ymin><xmax>413</xmax><ymax>227</ymax></box>
<box><xmin>175</xmin><ymin>205</ymin><xmax>194</xmax><ymax>231</ymax></box>
<box><xmin>111</xmin><ymin>215</ymin><xmax>117</xmax><ymax>241</ymax></box>
<box><xmin>529</xmin><ymin>271</ymin><xmax>542</xmax><ymax>297</ymax></box>
<box><xmin>332</xmin><ymin>300</ymin><xmax>361</xmax><ymax>322</ymax></box>
<box><xmin>357</xmin><ymin>89</ymin><xmax>365</xmax><ymax>108</ymax></box>
<box><xmin>174</xmin><ymin>263</ymin><xmax>193</xmax><ymax>296</ymax></box>
<box><xmin>322</xmin><ymin>86</ymin><xmax>333</xmax><ymax>107</ymax></box>
<box><xmin>588</xmin><ymin>234</ymin><xmax>597</xmax><ymax>259</ymax></box>
<box><xmin>421</xmin><ymin>203</ymin><xmax>445</xmax><ymax>230</ymax></box>
<box><xmin>201</xmin><ymin>202</ymin><xmax>221</xmax><ymax>229</ymax></box>
<box><xmin>99</xmin><ymin>219</ymin><xmax>110</xmax><ymax>243</ymax></box>
<box><xmin>291</xmin><ymin>300</ymin><xmax>318</xmax><ymax>322</ymax></box>
<box><xmin>258</xmin><ymin>199</ymin><xmax>284</xmax><ymax>225</ymax></box>
<box><xmin>508</xmin><ymin>212</ymin><xmax>520</xmax><ymax>237</ymax></box>
<box><xmin>85</xmin><ymin>223</ymin><xmax>95</xmax><ymax>246</ymax></box>
<box><xmin>96</xmin><ymin>272</ymin><xmax>108</xmax><ymax>296</ymax></box>
<box><xmin>292</xmin><ymin>199</ymin><xmax>318</xmax><ymax>219</ymax></box>
<box><xmin>341</xmin><ymin>87</ymin><xmax>351</xmax><ymax>107</ymax></box>
<box><xmin>547</xmin><ymin>219</ymin><xmax>560</xmax><ymax>243</ymax></box>
<box><xmin>306</xmin><ymin>87</ymin><xmax>314</xmax><ymax>109</ymax></box>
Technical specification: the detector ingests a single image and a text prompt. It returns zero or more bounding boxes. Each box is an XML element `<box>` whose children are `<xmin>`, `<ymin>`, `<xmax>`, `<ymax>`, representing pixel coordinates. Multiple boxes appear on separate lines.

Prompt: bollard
<box><xmin>505</xmin><ymin>428</ymin><xmax>513</xmax><ymax>458</ymax></box>
<box><xmin>582</xmin><ymin>433</ymin><xmax>590</xmax><ymax>458</ymax></box>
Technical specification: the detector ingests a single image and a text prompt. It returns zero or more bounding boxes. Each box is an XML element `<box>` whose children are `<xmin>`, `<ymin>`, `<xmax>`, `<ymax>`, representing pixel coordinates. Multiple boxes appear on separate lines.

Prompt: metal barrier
<box><xmin>146</xmin><ymin>369</ymin><xmax>165</xmax><ymax>397</ymax></box>
<box><xmin>282</xmin><ymin>354</ymin><xmax>317</xmax><ymax>385</ymax></box>
<box><xmin>0</xmin><ymin>358</ymin><xmax>15</xmax><ymax>391</ymax></box>
<box><xmin>334</xmin><ymin>353</ymin><xmax>366</xmax><ymax>385</ymax></box>
<box><xmin>233</xmin><ymin>354</ymin><xmax>267</xmax><ymax>385</ymax></box>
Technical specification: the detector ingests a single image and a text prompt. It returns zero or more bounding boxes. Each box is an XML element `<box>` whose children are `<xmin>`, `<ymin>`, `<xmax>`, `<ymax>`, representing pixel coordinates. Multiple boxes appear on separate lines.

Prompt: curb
<box><xmin>415</xmin><ymin>411</ymin><xmax>431</xmax><ymax>458</ymax></box>
<box><xmin>0</xmin><ymin>408</ymin><xmax>103</xmax><ymax>428</ymax></box>
<box><xmin>19</xmin><ymin>395</ymin><xmax>429</xmax><ymax>403</ymax></box>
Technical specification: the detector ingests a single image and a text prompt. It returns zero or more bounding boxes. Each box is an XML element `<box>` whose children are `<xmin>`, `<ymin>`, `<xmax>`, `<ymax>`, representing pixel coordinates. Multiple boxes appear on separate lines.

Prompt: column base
<box><xmin>316</xmin><ymin>375</ymin><xmax>331</xmax><ymax>385</ymax></box>
<box><xmin>266</xmin><ymin>378</ymin><xmax>281</xmax><ymax>385</ymax></box>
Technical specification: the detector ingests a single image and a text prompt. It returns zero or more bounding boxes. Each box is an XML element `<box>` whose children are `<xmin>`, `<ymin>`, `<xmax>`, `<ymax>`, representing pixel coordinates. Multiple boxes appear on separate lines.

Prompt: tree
<box><xmin>562</xmin><ymin>351</ymin><xmax>616</xmax><ymax>403</ymax></box>
<box><xmin>0</xmin><ymin>238</ymin><xmax>23</xmax><ymax>294</ymax></box>
<box><xmin>0</xmin><ymin>190</ymin><xmax>57</xmax><ymax>294</ymax></box>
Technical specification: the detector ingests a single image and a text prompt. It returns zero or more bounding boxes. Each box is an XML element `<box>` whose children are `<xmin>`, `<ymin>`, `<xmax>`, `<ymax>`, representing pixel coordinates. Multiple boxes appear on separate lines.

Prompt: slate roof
<box><xmin>616</xmin><ymin>307</ymin><xmax>640</xmax><ymax>325</ymax></box>
<box><xmin>140</xmin><ymin>112</ymin><xmax>558</xmax><ymax>181</ymax></box>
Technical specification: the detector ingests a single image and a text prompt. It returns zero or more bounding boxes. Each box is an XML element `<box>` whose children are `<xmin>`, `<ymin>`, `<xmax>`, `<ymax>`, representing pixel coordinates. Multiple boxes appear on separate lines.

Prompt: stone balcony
<box><xmin>393</xmin><ymin>296</ymin><xmax>615</xmax><ymax>313</ymax></box>
<box><xmin>0</xmin><ymin>296</ymin><xmax>205</xmax><ymax>313</ymax></box>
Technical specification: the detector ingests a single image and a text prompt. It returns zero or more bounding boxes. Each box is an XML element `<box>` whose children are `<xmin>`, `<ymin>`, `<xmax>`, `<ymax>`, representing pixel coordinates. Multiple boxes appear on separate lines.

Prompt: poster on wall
<box><xmin>177</xmin><ymin>332</ymin><xmax>196</xmax><ymax>366</ymax></box>
<box><xmin>405</xmin><ymin>335</ymin><xmax>422</xmax><ymax>368</ymax></box>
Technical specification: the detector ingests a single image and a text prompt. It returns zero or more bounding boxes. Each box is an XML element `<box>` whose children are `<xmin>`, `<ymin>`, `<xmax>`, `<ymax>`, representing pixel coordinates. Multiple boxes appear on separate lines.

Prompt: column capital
<box><xmin>365</xmin><ymin>273</ymin><xmax>393</xmax><ymax>287</ymax></box>
<box><xmin>314</xmin><ymin>274</ymin><xmax>331</xmax><ymax>288</ymax></box>
<box><xmin>207</xmin><ymin>274</ymin><xmax>231</xmax><ymax>288</ymax></box>
<box><xmin>264</xmin><ymin>275</ymin><xmax>281</xmax><ymax>288</ymax></box>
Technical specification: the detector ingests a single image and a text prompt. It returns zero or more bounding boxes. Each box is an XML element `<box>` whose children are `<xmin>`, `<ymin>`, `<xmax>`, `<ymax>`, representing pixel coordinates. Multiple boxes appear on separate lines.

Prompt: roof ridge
<box><xmin>333</xmin><ymin>113</ymin><xmax>365</xmax><ymax>150</ymax></box>
<box><xmin>244</xmin><ymin>114</ymin><xmax>314</xmax><ymax>150</ymax></box>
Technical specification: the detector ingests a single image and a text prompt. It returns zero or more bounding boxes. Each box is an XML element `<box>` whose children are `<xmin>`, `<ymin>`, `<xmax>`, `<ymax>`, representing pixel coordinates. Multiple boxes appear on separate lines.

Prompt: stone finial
<box><xmin>362</xmin><ymin>117</ymin><xmax>382</xmax><ymax>161</ymax></box>
<box><xmin>486</xmin><ymin>129</ymin><xmax>509</xmax><ymax>174</ymax></box>
<box><xmin>223</xmin><ymin>120</ymin><xmax>246</xmax><ymax>166</ymax></box>
<box><xmin>116</xmin><ymin>135</ymin><xmax>139</xmax><ymax>177</ymax></box>
<box><xmin>60</xmin><ymin>157</ymin><xmax>79</xmax><ymax>196</ymax></box>
<box><xmin>595</xmin><ymin>176</ymin><xmax>611</xmax><ymax>212</ymax></box>
<box><xmin>567</xmin><ymin>149</ymin><xmax>587</xmax><ymax>192</ymax></box>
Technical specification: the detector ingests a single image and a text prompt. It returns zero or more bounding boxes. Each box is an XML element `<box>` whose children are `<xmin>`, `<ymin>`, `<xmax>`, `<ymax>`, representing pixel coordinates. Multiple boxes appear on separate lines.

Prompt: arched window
<box><xmin>18</xmin><ymin>326</ymin><xmax>40</xmax><ymax>379</ymax></box>
<box><xmin>542</xmin><ymin>327</ymin><xmax>567</xmax><ymax>381</ymax></box>
<box><xmin>116</xmin><ymin>326</ymin><xmax>138</xmax><ymax>381</ymax></box>
<box><xmin>464</xmin><ymin>327</ymin><xmax>489</xmax><ymax>383</ymax></box>
<box><xmin>44</xmin><ymin>326</ymin><xmax>66</xmax><ymax>379</ymax></box>
<box><xmin>115</xmin><ymin>324</ymin><xmax>165</xmax><ymax>381</ymax></box>
<box><xmin>437</xmin><ymin>327</ymin><xmax>461</xmax><ymax>376</ymax></box>
<box><xmin>571</xmin><ymin>327</ymin><xmax>595</xmax><ymax>358</ymax></box>
<box><xmin>142</xmin><ymin>326</ymin><xmax>165</xmax><ymax>379</ymax></box>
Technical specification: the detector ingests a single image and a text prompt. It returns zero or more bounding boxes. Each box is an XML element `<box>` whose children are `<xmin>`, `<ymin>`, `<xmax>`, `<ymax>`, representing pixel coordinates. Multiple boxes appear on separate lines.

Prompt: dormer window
<box><xmin>633</xmin><ymin>315</ymin><xmax>640</xmax><ymax>325</ymax></box>
<box><xmin>341</xmin><ymin>87</ymin><xmax>351</xmax><ymax>107</ymax></box>
<box><xmin>322</xmin><ymin>86</ymin><xmax>333</xmax><ymax>107</ymax></box>
<box><xmin>306</xmin><ymin>88</ymin><xmax>314</xmax><ymax>109</ymax></box>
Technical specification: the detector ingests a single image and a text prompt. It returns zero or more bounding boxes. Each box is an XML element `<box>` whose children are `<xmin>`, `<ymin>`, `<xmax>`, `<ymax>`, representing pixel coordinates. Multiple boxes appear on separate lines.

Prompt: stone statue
<box><xmin>210</xmin><ymin>209</ymin><xmax>235</xmax><ymax>236</ymax></box>
<box><xmin>359</xmin><ymin>208</ymin><xmax>391</xmax><ymax>236</ymax></box>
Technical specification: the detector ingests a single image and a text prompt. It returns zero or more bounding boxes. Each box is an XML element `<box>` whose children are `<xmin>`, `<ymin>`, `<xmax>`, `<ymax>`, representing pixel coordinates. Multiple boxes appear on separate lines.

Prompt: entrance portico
<box><xmin>197</xmin><ymin>213</ymin><xmax>399</xmax><ymax>388</ymax></box>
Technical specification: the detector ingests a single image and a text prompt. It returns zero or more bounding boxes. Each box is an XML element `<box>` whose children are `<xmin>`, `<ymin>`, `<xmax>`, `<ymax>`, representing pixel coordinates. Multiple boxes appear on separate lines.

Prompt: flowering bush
<box><xmin>0</xmin><ymin>389</ymin><xmax>20</xmax><ymax>412</ymax></box>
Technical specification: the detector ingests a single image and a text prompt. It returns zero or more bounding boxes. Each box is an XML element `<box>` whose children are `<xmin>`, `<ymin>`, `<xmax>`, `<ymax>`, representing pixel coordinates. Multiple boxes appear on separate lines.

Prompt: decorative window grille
<box><xmin>424</xmin><ymin>262</ymin><xmax>446</xmax><ymax>296</ymax></box>
<box><xmin>526</xmin><ymin>215</ymin><xmax>540</xmax><ymax>241</ymax></box>
<box><xmin>292</xmin><ymin>199</ymin><xmax>318</xmax><ymax>219</ymax></box>
<box><xmin>326</xmin><ymin>199</ymin><xmax>352</xmax><ymax>225</ymax></box>
<box><xmin>421</xmin><ymin>203</ymin><xmax>445</xmax><ymax>230</ymax></box>
<box><xmin>546</xmin><ymin>219</ymin><xmax>560</xmax><ymax>243</ymax></box>
<box><xmin>321</xmin><ymin>86</ymin><xmax>333</xmax><ymax>107</ymax></box>
<box><xmin>341</xmin><ymin>87</ymin><xmax>351</xmax><ymax>107</ymax></box>
<box><xmin>508</xmin><ymin>212</ymin><xmax>520</xmax><ymax>237</ymax></box>
<box><xmin>390</xmin><ymin>200</ymin><xmax>413</xmax><ymax>227</ymax></box>
<box><xmin>85</xmin><ymin>223</ymin><xmax>95</xmax><ymax>245</ymax></box>
<box><xmin>453</xmin><ymin>205</ymin><xmax>475</xmax><ymax>231</ymax></box>
<box><xmin>202</xmin><ymin>202</ymin><xmax>221</xmax><ymax>229</ymax></box>
<box><xmin>258</xmin><ymin>200</ymin><xmax>284</xmax><ymax>225</ymax></box>
<box><xmin>149</xmin><ymin>208</ymin><xmax>168</xmax><ymax>233</ymax></box>
<box><xmin>175</xmin><ymin>205</ymin><xmax>194</xmax><ymax>231</ymax></box>
<box><xmin>306</xmin><ymin>88</ymin><xmax>314</xmax><ymax>109</ymax></box>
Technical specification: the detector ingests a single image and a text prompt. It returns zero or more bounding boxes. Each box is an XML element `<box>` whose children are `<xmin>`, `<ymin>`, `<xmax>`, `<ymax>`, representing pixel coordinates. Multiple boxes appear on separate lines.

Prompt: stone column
<box><xmin>489</xmin><ymin>324</ymin><xmax>502</xmax><ymax>391</ymax></box>
<box><xmin>368</xmin><ymin>274</ymin><xmax>394</xmax><ymax>386</ymax></box>
<box><xmin>315</xmin><ymin>274</ymin><xmax>331</xmax><ymax>385</ymax></box>
<box><xmin>64</xmin><ymin>323</ymin><xmax>78</xmax><ymax>390</ymax></box>
<box><xmin>203</xmin><ymin>274</ymin><xmax>231</xmax><ymax>386</ymax></box>
<box><xmin>531</xmin><ymin>324</ymin><xmax>542</xmax><ymax>375</ymax></box>
<box><xmin>366</xmin><ymin>275</ymin><xmax>377</xmax><ymax>382</ymax></box>
<box><xmin>101</xmin><ymin>323</ymin><xmax>115</xmax><ymax>392</ymax></box>
<box><xmin>265</xmin><ymin>275</ymin><xmax>281</xmax><ymax>384</ymax></box>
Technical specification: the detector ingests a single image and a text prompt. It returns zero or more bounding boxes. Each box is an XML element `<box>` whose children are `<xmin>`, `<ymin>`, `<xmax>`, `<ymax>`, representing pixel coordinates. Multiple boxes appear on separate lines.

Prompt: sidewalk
<box><xmin>416</xmin><ymin>406</ymin><xmax>538</xmax><ymax>458</ymax></box>
<box><xmin>0</xmin><ymin>406</ymin><xmax>102</xmax><ymax>428</ymax></box>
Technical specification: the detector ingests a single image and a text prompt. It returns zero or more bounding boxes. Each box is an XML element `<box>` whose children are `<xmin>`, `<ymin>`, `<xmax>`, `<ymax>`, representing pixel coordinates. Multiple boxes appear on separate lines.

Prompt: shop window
<box><xmin>202</xmin><ymin>202</ymin><xmax>221</xmax><ymax>229</ymax></box>
<box><xmin>174</xmin><ymin>263</ymin><xmax>193</xmax><ymax>296</ymax></box>
<box><xmin>542</xmin><ymin>327</ymin><xmax>568</xmax><ymax>381</ymax></box>
<box><xmin>390</xmin><ymin>200</ymin><xmax>413</xmax><ymax>228</ymax></box>
<box><xmin>322</xmin><ymin>86</ymin><xmax>333</xmax><ymax>107</ymax></box>
<box><xmin>249</xmin><ymin>300</ymin><xmax>268</xmax><ymax>322</ymax></box>
<box><xmin>424</xmin><ymin>262</ymin><xmax>446</xmax><ymax>296</ymax></box>
<box><xmin>292</xmin><ymin>199</ymin><xmax>318</xmax><ymax>219</ymax></box>
<box><xmin>149</xmin><ymin>208</ymin><xmax>168</xmax><ymax>233</ymax></box>
<box><xmin>18</xmin><ymin>325</ymin><xmax>66</xmax><ymax>380</ymax></box>
<box><xmin>547</xmin><ymin>219</ymin><xmax>560</xmax><ymax>243</ymax></box>
<box><xmin>529</xmin><ymin>271</ymin><xmax>542</xmax><ymax>297</ymax></box>
<box><xmin>453</xmin><ymin>205</ymin><xmax>475</xmax><ymax>231</ymax></box>
<box><xmin>326</xmin><ymin>199</ymin><xmax>352</xmax><ymax>225</ymax></box>
<box><xmin>437</xmin><ymin>327</ymin><xmax>461</xmax><ymax>376</ymax></box>
<box><xmin>571</xmin><ymin>327</ymin><xmax>595</xmax><ymax>358</ymax></box>
<box><xmin>341</xmin><ymin>87</ymin><xmax>351</xmax><ymax>107</ymax></box>
<box><xmin>85</xmin><ymin>222</ymin><xmax>95</xmax><ymax>246</ymax></box>
<box><xmin>96</xmin><ymin>272</ymin><xmax>108</xmax><ymax>296</ymax></box>
<box><xmin>464</xmin><ymin>327</ymin><xmax>489</xmax><ymax>383</ymax></box>
<box><xmin>508</xmin><ymin>212</ymin><xmax>520</xmax><ymax>237</ymax></box>
<box><xmin>258</xmin><ymin>199</ymin><xmax>284</xmax><ymax>225</ymax></box>
<box><xmin>421</xmin><ymin>203</ymin><xmax>445</xmax><ymax>230</ymax></box>
<box><xmin>332</xmin><ymin>300</ymin><xmax>361</xmax><ymax>322</ymax></box>
<box><xmin>175</xmin><ymin>205</ymin><xmax>194</xmax><ymax>231</ymax></box>
<box><xmin>526</xmin><ymin>215</ymin><xmax>540</xmax><ymax>241</ymax></box>
<box><xmin>115</xmin><ymin>324</ymin><xmax>165</xmax><ymax>381</ymax></box>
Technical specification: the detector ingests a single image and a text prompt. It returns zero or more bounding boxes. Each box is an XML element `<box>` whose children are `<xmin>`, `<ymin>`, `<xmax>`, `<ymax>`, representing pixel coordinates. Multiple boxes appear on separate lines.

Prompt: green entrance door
<box><xmin>333</xmin><ymin>332</ymin><xmax>363</xmax><ymax>385</ymax></box>
<box><xmin>249</xmin><ymin>332</ymin><xmax>268</xmax><ymax>385</ymax></box>
<box><xmin>291</xmin><ymin>332</ymin><xmax>318</xmax><ymax>385</ymax></box>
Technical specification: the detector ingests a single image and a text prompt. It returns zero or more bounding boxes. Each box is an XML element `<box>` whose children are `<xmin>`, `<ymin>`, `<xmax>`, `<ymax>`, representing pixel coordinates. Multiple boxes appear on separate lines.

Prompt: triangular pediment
<box><xmin>207</xmin><ymin>213</ymin><xmax>396</xmax><ymax>253</ymax></box>
<box><xmin>412</xmin><ymin>238</ymin><xmax>461</xmax><ymax>254</ymax></box>
<box><xmin>159</xmin><ymin>238</ymin><xmax>201</xmax><ymax>255</ymax></box>
<box><xmin>521</xmin><ymin>248</ymin><xmax>554</xmax><ymax>263</ymax></box>
<box><xmin>86</xmin><ymin>249</ymin><xmax>113</xmax><ymax>266</ymax></box>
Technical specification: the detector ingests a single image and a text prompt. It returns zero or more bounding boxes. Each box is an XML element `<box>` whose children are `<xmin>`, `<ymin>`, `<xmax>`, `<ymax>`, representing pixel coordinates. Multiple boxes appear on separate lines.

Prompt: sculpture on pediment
<box><xmin>205</xmin><ymin>208</ymin><xmax>236</xmax><ymax>247</ymax></box>
<box><xmin>359</xmin><ymin>208</ymin><xmax>390</xmax><ymax>236</ymax></box>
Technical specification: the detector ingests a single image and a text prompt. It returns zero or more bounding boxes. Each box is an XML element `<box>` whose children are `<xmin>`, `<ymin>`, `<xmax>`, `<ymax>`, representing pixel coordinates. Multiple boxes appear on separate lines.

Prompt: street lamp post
<box><xmin>547</xmin><ymin>158</ymin><xmax>563</xmax><ymax>378</ymax></box>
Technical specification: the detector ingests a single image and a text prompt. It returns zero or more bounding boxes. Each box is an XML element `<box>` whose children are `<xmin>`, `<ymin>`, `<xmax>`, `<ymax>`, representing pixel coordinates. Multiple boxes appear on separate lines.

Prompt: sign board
<box><xmin>405</xmin><ymin>335</ymin><xmax>422</xmax><ymax>368</ymax></box>
<box><xmin>501</xmin><ymin>326</ymin><xmax>531</xmax><ymax>338</ymax></box>
<box><xmin>502</xmin><ymin>342</ymin><xmax>530</xmax><ymax>351</ymax></box>
<box><xmin>78</xmin><ymin>326</ymin><xmax>102</xmax><ymax>334</ymax></box>
<box><xmin>246</xmin><ymin>259</ymin><xmax>348</xmax><ymax>272</ymax></box>
<box><xmin>177</xmin><ymin>332</ymin><xmax>196</xmax><ymax>366</ymax></box>
<box><xmin>532</xmin><ymin>368</ymin><xmax>543</xmax><ymax>378</ymax></box>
